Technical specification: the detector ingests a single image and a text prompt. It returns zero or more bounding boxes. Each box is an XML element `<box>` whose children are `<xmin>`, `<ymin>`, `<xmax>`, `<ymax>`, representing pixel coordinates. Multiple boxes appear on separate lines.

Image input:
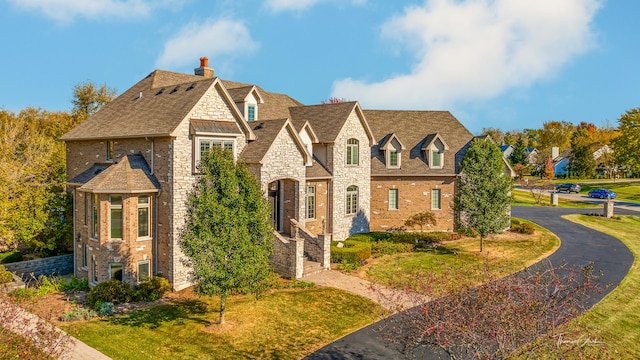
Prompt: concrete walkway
<box><xmin>303</xmin><ymin>269</ymin><xmax>427</xmax><ymax>311</ymax></box>
<box><xmin>306</xmin><ymin>206</ymin><xmax>636</xmax><ymax>359</ymax></box>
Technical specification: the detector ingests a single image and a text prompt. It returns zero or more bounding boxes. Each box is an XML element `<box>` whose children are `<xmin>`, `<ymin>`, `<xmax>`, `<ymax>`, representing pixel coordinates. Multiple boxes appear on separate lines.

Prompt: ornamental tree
<box><xmin>455</xmin><ymin>138</ymin><xmax>512</xmax><ymax>252</ymax></box>
<box><xmin>180</xmin><ymin>147</ymin><xmax>274</xmax><ymax>324</ymax></box>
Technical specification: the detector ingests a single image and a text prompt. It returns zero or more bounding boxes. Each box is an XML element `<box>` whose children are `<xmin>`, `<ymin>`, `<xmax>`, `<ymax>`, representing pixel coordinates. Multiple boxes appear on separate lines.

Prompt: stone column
<box><xmin>604</xmin><ymin>199</ymin><xmax>614</xmax><ymax>218</ymax></box>
<box><xmin>550</xmin><ymin>192</ymin><xmax>559</xmax><ymax>206</ymax></box>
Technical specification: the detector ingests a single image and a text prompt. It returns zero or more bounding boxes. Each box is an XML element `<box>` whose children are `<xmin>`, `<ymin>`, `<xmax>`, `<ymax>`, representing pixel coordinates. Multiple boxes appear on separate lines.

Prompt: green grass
<box><xmin>528</xmin><ymin>214</ymin><xmax>640</xmax><ymax>359</ymax></box>
<box><xmin>358</xmin><ymin>219</ymin><xmax>560</xmax><ymax>295</ymax></box>
<box><xmin>512</xmin><ymin>189</ymin><xmax>597</xmax><ymax>208</ymax></box>
<box><xmin>63</xmin><ymin>287</ymin><xmax>384</xmax><ymax>359</ymax></box>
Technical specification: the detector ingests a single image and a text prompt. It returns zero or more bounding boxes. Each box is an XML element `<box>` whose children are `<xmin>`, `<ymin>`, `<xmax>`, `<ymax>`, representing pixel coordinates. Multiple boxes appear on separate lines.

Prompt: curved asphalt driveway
<box><xmin>306</xmin><ymin>206</ymin><xmax>635</xmax><ymax>359</ymax></box>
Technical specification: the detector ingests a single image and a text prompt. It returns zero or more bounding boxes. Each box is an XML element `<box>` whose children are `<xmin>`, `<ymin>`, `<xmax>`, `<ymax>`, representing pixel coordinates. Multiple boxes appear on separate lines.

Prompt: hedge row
<box><xmin>330</xmin><ymin>240</ymin><xmax>372</xmax><ymax>264</ymax></box>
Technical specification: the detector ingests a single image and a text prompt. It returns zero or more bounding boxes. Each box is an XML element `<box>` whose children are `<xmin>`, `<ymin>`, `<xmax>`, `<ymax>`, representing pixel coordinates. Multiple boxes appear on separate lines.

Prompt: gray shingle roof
<box><xmin>76</xmin><ymin>155</ymin><xmax>160</xmax><ymax>192</ymax></box>
<box><xmin>240</xmin><ymin>119</ymin><xmax>291</xmax><ymax>164</ymax></box>
<box><xmin>190</xmin><ymin>120</ymin><xmax>242</xmax><ymax>135</ymax></box>
<box><xmin>364</xmin><ymin>110</ymin><xmax>474</xmax><ymax>176</ymax></box>
<box><xmin>60</xmin><ymin>70</ymin><xmax>218</xmax><ymax>140</ymax></box>
<box><xmin>306</xmin><ymin>157</ymin><xmax>332</xmax><ymax>179</ymax></box>
<box><xmin>221</xmin><ymin>80</ymin><xmax>303</xmax><ymax>120</ymax></box>
<box><xmin>289</xmin><ymin>102</ymin><xmax>360</xmax><ymax>143</ymax></box>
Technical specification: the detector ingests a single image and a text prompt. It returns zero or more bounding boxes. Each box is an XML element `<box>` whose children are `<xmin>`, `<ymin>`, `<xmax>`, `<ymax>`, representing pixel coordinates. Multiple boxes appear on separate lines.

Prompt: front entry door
<box><xmin>268</xmin><ymin>181</ymin><xmax>281</xmax><ymax>232</ymax></box>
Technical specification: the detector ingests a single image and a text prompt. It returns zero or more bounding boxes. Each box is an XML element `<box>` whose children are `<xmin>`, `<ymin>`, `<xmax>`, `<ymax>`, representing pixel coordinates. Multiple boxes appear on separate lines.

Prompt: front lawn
<box><xmin>63</xmin><ymin>287</ymin><xmax>384</xmax><ymax>359</ymax></box>
<box><xmin>356</xmin><ymin>219</ymin><xmax>560</xmax><ymax>295</ymax></box>
<box><xmin>578</xmin><ymin>181</ymin><xmax>640</xmax><ymax>203</ymax></box>
<box><xmin>512</xmin><ymin>189</ymin><xmax>596</xmax><ymax>208</ymax></box>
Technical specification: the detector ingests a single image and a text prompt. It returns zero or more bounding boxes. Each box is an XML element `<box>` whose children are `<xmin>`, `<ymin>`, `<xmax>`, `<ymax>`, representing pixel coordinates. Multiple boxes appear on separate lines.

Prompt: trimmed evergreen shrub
<box><xmin>371</xmin><ymin>242</ymin><xmax>414</xmax><ymax>257</ymax></box>
<box><xmin>87</xmin><ymin>280</ymin><xmax>132</xmax><ymax>309</ymax></box>
<box><xmin>133</xmin><ymin>276</ymin><xmax>172</xmax><ymax>301</ymax></box>
<box><xmin>345</xmin><ymin>233</ymin><xmax>374</xmax><ymax>243</ymax></box>
<box><xmin>330</xmin><ymin>240</ymin><xmax>371</xmax><ymax>264</ymax></box>
<box><xmin>511</xmin><ymin>222</ymin><xmax>535</xmax><ymax>235</ymax></box>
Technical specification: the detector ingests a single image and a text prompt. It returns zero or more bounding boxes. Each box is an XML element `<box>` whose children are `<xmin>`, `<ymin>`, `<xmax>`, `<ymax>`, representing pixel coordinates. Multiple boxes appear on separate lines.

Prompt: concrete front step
<box><xmin>303</xmin><ymin>260</ymin><xmax>325</xmax><ymax>277</ymax></box>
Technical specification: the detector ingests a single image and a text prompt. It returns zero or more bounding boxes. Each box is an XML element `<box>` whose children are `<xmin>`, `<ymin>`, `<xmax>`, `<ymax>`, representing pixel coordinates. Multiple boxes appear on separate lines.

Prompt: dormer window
<box><xmin>380</xmin><ymin>133</ymin><xmax>405</xmax><ymax>169</ymax></box>
<box><xmin>422</xmin><ymin>133</ymin><xmax>449</xmax><ymax>170</ymax></box>
<box><xmin>247</xmin><ymin>105</ymin><xmax>255</xmax><ymax>121</ymax></box>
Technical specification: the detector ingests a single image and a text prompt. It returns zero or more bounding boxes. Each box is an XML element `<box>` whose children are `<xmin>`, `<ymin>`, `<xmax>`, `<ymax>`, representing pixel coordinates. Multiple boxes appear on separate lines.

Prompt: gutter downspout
<box><xmin>72</xmin><ymin>188</ymin><xmax>77</xmax><ymax>278</ymax></box>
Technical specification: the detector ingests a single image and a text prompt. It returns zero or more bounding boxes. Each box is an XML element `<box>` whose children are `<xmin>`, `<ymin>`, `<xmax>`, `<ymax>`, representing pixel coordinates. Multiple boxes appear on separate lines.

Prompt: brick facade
<box><xmin>370</xmin><ymin>176</ymin><xmax>456</xmax><ymax>232</ymax></box>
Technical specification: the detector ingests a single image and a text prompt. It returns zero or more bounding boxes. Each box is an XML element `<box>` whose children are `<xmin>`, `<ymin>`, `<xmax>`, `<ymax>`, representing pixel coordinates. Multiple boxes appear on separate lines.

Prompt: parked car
<box><xmin>556</xmin><ymin>183</ymin><xmax>581</xmax><ymax>193</ymax></box>
<box><xmin>587</xmin><ymin>189</ymin><xmax>616</xmax><ymax>199</ymax></box>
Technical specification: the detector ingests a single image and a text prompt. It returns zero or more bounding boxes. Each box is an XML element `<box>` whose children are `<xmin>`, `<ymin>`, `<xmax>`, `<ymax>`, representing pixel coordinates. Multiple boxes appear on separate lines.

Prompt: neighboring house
<box><xmin>499</xmin><ymin>144</ymin><xmax>514</xmax><ymax>158</ymax></box>
<box><xmin>60</xmin><ymin>58</ymin><xmax>482</xmax><ymax>289</ymax></box>
<box><xmin>553</xmin><ymin>145</ymin><xmax>615</xmax><ymax>177</ymax></box>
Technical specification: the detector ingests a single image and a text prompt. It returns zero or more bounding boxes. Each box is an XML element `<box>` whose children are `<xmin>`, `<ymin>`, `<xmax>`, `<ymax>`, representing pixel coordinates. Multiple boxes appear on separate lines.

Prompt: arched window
<box><xmin>346</xmin><ymin>185</ymin><xmax>358</xmax><ymax>215</ymax></box>
<box><xmin>346</xmin><ymin>138</ymin><xmax>359</xmax><ymax>165</ymax></box>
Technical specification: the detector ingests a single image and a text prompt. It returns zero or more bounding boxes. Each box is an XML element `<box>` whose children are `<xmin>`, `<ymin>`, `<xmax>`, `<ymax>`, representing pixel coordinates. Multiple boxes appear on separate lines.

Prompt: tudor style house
<box><xmin>61</xmin><ymin>58</ymin><xmax>476</xmax><ymax>290</ymax></box>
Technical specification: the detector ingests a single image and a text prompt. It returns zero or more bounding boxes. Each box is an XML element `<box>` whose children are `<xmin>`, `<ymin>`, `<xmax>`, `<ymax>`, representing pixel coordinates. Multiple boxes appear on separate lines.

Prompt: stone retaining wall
<box><xmin>3</xmin><ymin>254</ymin><xmax>74</xmax><ymax>280</ymax></box>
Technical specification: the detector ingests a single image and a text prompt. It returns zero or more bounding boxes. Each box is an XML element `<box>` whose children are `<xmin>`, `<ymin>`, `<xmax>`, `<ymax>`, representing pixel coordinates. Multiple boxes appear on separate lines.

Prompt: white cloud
<box><xmin>156</xmin><ymin>19</ymin><xmax>258</xmax><ymax>69</ymax></box>
<box><xmin>332</xmin><ymin>0</ymin><xmax>601</xmax><ymax>110</ymax></box>
<box><xmin>8</xmin><ymin>0</ymin><xmax>176</xmax><ymax>23</ymax></box>
<box><xmin>265</xmin><ymin>0</ymin><xmax>365</xmax><ymax>12</ymax></box>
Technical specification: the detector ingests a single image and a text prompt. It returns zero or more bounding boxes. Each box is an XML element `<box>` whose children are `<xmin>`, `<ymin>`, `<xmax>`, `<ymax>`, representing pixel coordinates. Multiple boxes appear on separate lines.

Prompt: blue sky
<box><xmin>1</xmin><ymin>0</ymin><xmax>638</xmax><ymax>134</ymax></box>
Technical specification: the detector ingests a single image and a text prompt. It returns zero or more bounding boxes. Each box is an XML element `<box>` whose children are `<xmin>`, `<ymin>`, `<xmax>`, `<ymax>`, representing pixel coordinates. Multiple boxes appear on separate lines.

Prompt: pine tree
<box><xmin>180</xmin><ymin>147</ymin><xmax>274</xmax><ymax>324</ymax></box>
<box><xmin>509</xmin><ymin>137</ymin><xmax>527</xmax><ymax>165</ymax></box>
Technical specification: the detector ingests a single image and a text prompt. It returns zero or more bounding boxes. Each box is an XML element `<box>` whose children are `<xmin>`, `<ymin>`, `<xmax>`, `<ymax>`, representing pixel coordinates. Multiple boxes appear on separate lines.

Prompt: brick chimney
<box><xmin>194</xmin><ymin>57</ymin><xmax>214</xmax><ymax>78</ymax></box>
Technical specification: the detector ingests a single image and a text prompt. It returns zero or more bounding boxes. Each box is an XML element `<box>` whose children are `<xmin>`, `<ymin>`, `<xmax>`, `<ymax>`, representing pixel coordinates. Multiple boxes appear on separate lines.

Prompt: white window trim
<box><xmin>430</xmin><ymin>149</ymin><xmax>444</xmax><ymax>169</ymax></box>
<box><xmin>246</xmin><ymin>103</ymin><xmax>257</xmax><ymax>122</ymax></box>
<box><xmin>306</xmin><ymin>186</ymin><xmax>316</xmax><ymax>220</ymax></box>
<box><xmin>194</xmin><ymin>136</ymin><xmax>237</xmax><ymax>172</ymax></box>
<box><xmin>346</xmin><ymin>185</ymin><xmax>358</xmax><ymax>216</ymax></box>
<box><xmin>109</xmin><ymin>195</ymin><xmax>123</xmax><ymax>241</ymax></box>
<box><xmin>346</xmin><ymin>139</ymin><xmax>359</xmax><ymax>166</ymax></box>
<box><xmin>90</xmin><ymin>193</ymin><xmax>99</xmax><ymax>241</ymax></box>
<box><xmin>431</xmin><ymin>188</ymin><xmax>442</xmax><ymax>210</ymax></box>
<box><xmin>137</xmin><ymin>260</ymin><xmax>151</xmax><ymax>283</ymax></box>
<box><xmin>389</xmin><ymin>188</ymin><xmax>399</xmax><ymax>210</ymax></box>
<box><xmin>386</xmin><ymin>149</ymin><xmax>401</xmax><ymax>169</ymax></box>
<box><xmin>137</xmin><ymin>195</ymin><xmax>152</xmax><ymax>241</ymax></box>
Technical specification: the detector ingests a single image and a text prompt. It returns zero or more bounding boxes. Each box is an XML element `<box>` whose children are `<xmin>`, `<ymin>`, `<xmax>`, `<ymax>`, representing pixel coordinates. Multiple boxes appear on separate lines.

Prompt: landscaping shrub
<box><xmin>0</xmin><ymin>265</ymin><xmax>13</xmax><ymax>284</ymax></box>
<box><xmin>511</xmin><ymin>222</ymin><xmax>535</xmax><ymax>235</ymax></box>
<box><xmin>346</xmin><ymin>233</ymin><xmax>374</xmax><ymax>243</ymax></box>
<box><xmin>371</xmin><ymin>242</ymin><xmax>414</xmax><ymax>257</ymax></box>
<box><xmin>369</xmin><ymin>232</ymin><xmax>392</xmax><ymax>242</ymax></box>
<box><xmin>331</xmin><ymin>240</ymin><xmax>371</xmax><ymax>265</ymax></box>
<box><xmin>61</xmin><ymin>307</ymin><xmax>98</xmax><ymax>322</ymax></box>
<box><xmin>34</xmin><ymin>275</ymin><xmax>62</xmax><ymax>296</ymax></box>
<box><xmin>86</xmin><ymin>280</ymin><xmax>132</xmax><ymax>309</ymax></box>
<box><xmin>0</xmin><ymin>250</ymin><xmax>23</xmax><ymax>264</ymax></box>
<box><xmin>97</xmin><ymin>302</ymin><xmax>115</xmax><ymax>316</ymax></box>
<box><xmin>61</xmin><ymin>276</ymin><xmax>89</xmax><ymax>291</ymax></box>
<box><xmin>133</xmin><ymin>276</ymin><xmax>172</xmax><ymax>302</ymax></box>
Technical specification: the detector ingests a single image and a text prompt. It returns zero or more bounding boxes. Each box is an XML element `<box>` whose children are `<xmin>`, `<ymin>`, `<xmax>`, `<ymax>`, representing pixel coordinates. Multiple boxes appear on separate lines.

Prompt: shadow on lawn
<box><xmin>106</xmin><ymin>299</ymin><xmax>210</xmax><ymax>329</ymax></box>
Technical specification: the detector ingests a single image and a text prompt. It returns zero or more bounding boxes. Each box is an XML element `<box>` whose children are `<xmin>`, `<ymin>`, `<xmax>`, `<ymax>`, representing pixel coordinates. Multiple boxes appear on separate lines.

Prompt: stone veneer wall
<box><xmin>169</xmin><ymin>82</ymin><xmax>247</xmax><ymax>291</ymax></box>
<box><xmin>4</xmin><ymin>254</ymin><xmax>74</xmax><ymax>280</ymax></box>
<box><xmin>370</xmin><ymin>176</ymin><xmax>456</xmax><ymax>232</ymax></box>
<box><xmin>256</xmin><ymin>126</ymin><xmax>307</xmax><ymax>230</ymax></box>
<box><xmin>330</xmin><ymin>110</ymin><xmax>371</xmax><ymax>240</ymax></box>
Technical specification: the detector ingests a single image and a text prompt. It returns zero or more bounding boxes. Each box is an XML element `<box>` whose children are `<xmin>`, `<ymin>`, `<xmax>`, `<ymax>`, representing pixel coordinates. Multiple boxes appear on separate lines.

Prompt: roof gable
<box><xmin>76</xmin><ymin>155</ymin><xmax>160</xmax><ymax>193</ymax></box>
<box><xmin>240</xmin><ymin>119</ymin><xmax>311</xmax><ymax>165</ymax></box>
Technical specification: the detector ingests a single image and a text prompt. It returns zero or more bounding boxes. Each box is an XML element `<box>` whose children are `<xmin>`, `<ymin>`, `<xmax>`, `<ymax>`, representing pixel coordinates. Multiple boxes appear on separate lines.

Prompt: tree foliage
<box><xmin>568</xmin><ymin>123</ymin><xmax>597</xmax><ymax>178</ymax></box>
<box><xmin>544</xmin><ymin>156</ymin><xmax>555</xmax><ymax>180</ymax></box>
<box><xmin>404</xmin><ymin>211</ymin><xmax>436</xmax><ymax>231</ymax></box>
<box><xmin>509</xmin><ymin>137</ymin><xmax>527</xmax><ymax>166</ymax></box>
<box><xmin>0</xmin><ymin>81</ymin><xmax>114</xmax><ymax>254</ymax></box>
<box><xmin>71</xmin><ymin>81</ymin><xmax>116</xmax><ymax>123</ymax></box>
<box><xmin>612</xmin><ymin>108</ymin><xmax>640</xmax><ymax>176</ymax></box>
<box><xmin>480</xmin><ymin>127</ymin><xmax>505</xmax><ymax>145</ymax></box>
<box><xmin>180</xmin><ymin>147</ymin><xmax>274</xmax><ymax>324</ymax></box>
<box><xmin>455</xmin><ymin>138</ymin><xmax>512</xmax><ymax>252</ymax></box>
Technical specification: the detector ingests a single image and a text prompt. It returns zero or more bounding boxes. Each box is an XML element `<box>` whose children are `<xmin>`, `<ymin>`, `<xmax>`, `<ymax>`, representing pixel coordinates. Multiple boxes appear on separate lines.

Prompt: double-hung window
<box><xmin>346</xmin><ymin>139</ymin><xmax>359</xmax><ymax>165</ymax></box>
<box><xmin>82</xmin><ymin>244</ymin><xmax>88</xmax><ymax>268</ymax></box>
<box><xmin>138</xmin><ymin>195</ymin><xmax>150</xmax><ymax>239</ymax></box>
<box><xmin>91</xmin><ymin>258</ymin><xmax>98</xmax><ymax>283</ymax></box>
<box><xmin>346</xmin><ymin>185</ymin><xmax>358</xmax><ymax>215</ymax></box>
<box><xmin>109</xmin><ymin>195</ymin><xmax>123</xmax><ymax>240</ymax></box>
<box><xmin>138</xmin><ymin>261</ymin><xmax>150</xmax><ymax>282</ymax></box>
<box><xmin>106</xmin><ymin>140</ymin><xmax>114</xmax><ymax>162</ymax></box>
<box><xmin>389</xmin><ymin>151</ymin><xmax>399</xmax><ymax>167</ymax></box>
<box><xmin>247</xmin><ymin>105</ymin><xmax>256</xmax><ymax>121</ymax></box>
<box><xmin>91</xmin><ymin>194</ymin><xmax>99</xmax><ymax>239</ymax></box>
<box><xmin>431</xmin><ymin>189</ymin><xmax>441</xmax><ymax>210</ymax></box>
<box><xmin>306</xmin><ymin>186</ymin><xmax>316</xmax><ymax>219</ymax></box>
<box><xmin>389</xmin><ymin>189</ymin><xmax>398</xmax><ymax>210</ymax></box>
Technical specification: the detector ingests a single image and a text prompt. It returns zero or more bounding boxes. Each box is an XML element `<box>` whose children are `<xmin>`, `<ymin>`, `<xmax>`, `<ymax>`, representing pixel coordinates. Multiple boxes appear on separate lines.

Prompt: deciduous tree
<box><xmin>180</xmin><ymin>147</ymin><xmax>274</xmax><ymax>325</ymax></box>
<box><xmin>569</xmin><ymin>124</ymin><xmax>597</xmax><ymax>178</ymax></box>
<box><xmin>455</xmin><ymin>138</ymin><xmax>512</xmax><ymax>252</ymax></box>
<box><xmin>612</xmin><ymin>108</ymin><xmax>640</xmax><ymax>176</ymax></box>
